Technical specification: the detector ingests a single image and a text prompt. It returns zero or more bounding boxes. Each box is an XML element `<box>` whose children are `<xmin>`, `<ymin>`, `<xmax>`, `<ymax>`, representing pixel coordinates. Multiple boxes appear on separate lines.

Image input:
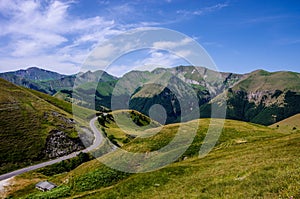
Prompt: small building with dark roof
<box><xmin>35</xmin><ymin>181</ymin><xmax>57</xmax><ymax>192</ymax></box>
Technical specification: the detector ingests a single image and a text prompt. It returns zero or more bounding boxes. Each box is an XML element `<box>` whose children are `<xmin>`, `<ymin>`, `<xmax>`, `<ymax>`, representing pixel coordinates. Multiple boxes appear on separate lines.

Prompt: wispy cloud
<box><xmin>202</xmin><ymin>41</ymin><xmax>223</xmax><ymax>48</ymax></box>
<box><xmin>274</xmin><ymin>38</ymin><xmax>300</xmax><ymax>46</ymax></box>
<box><xmin>98</xmin><ymin>0</ymin><xmax>110</xmax><ymax>5</ymax></box>
<box><xmin>177</xmin><ymin>3</ymin><xmax>229</xmax><ymax>16</ymax></box>
<box><xmin>243</xmin><ymin>15</ymin><xmax>292</xmax><ymax>24</ymax></box>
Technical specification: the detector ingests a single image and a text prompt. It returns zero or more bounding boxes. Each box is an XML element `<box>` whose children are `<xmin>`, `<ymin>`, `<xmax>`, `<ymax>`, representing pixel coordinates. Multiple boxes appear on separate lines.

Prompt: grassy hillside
<box><xmin>0</xmin><ymin>78</ymin><xmax>95</xmax><ymax>175</ymax></box>
<box><xmin>8</xmin><ymin>117</ymin><xmax>300</xmax><ymax>198</ymax></box>
<box><xmin>98</xmin><ymin>110</ymin><xmax>161</xmax><ymax>146</ymax></box>
<box><xmin>232</xmin><ymin>70</ymin><xmax>300</xmax><ymax>92</ymax></box>
<box><xmin>201</xmin><ymin>70</ymin><xmax>300</xmax><ymax>126</ymax></box>
<box><xmin>270</xmin><ymin>114</ymin><xmax>300</xmax><ymax>131</ymax></box>
<box><xmin>27</xmin><ymin>88</ymin><xmax>96</xmax><ymax>121</ymax></box>
<box><xmin>78</xmin><ymin>131</ymin><xmax>299</xmax><ymax>199</ymax></box>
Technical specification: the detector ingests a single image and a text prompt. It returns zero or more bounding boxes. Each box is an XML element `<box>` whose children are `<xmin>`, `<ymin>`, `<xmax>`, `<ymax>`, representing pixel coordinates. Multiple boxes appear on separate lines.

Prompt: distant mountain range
<box><xmin>1</xmin><ymin>66</ymin><xmax>299</xmax><ymax>125</ymax></box>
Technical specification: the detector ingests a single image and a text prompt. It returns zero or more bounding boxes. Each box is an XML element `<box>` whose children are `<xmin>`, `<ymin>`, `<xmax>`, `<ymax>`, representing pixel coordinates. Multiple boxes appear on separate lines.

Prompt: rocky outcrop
<box><xmin>245</xmin><ymin>90</ymin><xmax>286</xmax><ymax>107</ymax></box>
<box><xmin>42</xmin><ymin>111</ymin><xmax>92</xmax><ymax>158</ymax></box>
<box><xmin>43</xmin><ymin>130</ymin><xmax>84</xmax><ymax>159</ymax></box>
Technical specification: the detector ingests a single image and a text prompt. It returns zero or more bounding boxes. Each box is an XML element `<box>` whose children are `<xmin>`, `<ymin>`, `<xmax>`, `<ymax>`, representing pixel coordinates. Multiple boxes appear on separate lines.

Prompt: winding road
<box><xmin>0</xmin><ymin>117</ymin><xmax>103</xmax><ymax>181</ymax></box>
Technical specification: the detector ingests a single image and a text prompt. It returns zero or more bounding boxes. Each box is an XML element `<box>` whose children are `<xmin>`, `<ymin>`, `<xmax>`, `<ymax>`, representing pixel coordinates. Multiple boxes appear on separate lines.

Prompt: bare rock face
<box><xmin>43</xmin><ymin>130</ymin><xmax>84</xmax><ymax>159</ymax></box>
<box><xmin>246</xmin><ymin>90</ymin><xmax>286</xmax><ymax>107</ymax></box>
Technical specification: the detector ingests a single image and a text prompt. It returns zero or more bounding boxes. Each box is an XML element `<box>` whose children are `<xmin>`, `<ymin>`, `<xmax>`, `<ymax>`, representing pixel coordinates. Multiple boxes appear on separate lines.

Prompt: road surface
<box><xmin>0</xmin><ymin>117</ymin><xmax>103</xmax><ymax>181</ymax></box>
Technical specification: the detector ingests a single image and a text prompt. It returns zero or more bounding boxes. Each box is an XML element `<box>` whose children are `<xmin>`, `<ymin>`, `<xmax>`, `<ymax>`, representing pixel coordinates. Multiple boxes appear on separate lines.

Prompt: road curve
<box><xmin>0</xmin><ymin>117</ymin><xmax>103</xmax><ymax>181</ymax></box>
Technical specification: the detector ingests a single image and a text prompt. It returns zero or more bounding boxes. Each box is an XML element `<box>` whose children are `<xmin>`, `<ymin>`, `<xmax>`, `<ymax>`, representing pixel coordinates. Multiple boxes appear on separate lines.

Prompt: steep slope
<box><xmin>115</xmin><ymin>66</ymin><xmax>243</xmax><ymax>124</ymax></box>
<box><xmin>201</xmin><ymin>70</ymin><xmax>300</xmax><ymax>125</ymax></box>
<box><xmin>97</xmin><ymin>110</ymin><xmax>161</xmax><ymax>147</ymax></box>
<box><xmin>270</xmin><ymin>113</ymin><xmax>300</xmax><ymax>131</ymax></box>
<box><xmin>0</xmin><ymin>78</ymin><xmax>94</xmax><ymax>175</ymax></box>
<box><xmin>117</xmin><ymin>66</ymin><xmax>242</xmax><ymax>99</ymax></box>
<box><xmin>10</xmin><ymin>118</ymin><xmax>300</xmax><ymax>198</ymax></box>
<box><xmin>30</xmin><ymin>70</ymin><xmax>118</xmax><ymax>110</ymax></box>
<box><xmin>233</xmin><ymin>70</ymin><xmax>300</xmax><ymax>91</ymax></box>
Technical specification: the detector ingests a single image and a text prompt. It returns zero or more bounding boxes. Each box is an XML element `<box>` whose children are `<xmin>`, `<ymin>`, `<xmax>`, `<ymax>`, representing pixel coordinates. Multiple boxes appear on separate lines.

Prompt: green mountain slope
<box><xmin>97</xmin><ymin>110</ymin><xmax>161</xmax><ymax>147</ymax></box>
<box><xmin>111</xmin><ymin>66</ymin><xmax>242</xmax><ymax>124</ymax></box>
<box><xmin>270</xmin><ymin>113</ymin><xmax>300</xmax><ymax>131</ymax></box>
<box><xmin>10</xmin><ymin>117</ymin><xmax>300</xmax><ymax>198</ymax></box>
<box><xmin>0</xmin><ymin>78</ymin><xmax>94</xmax><ymax>175</ymax></box>
<box><xmin>233</xmin><ymin>70</ymin><xmax>300</xmax><ymax>92</ymax></box>
<box><xmin>201</xmin><ymin>70</ymin><xmax>300</xmax><ymax>125</ymax></box>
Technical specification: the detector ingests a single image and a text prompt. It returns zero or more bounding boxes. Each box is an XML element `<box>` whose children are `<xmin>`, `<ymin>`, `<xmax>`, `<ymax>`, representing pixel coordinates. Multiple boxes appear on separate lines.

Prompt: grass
<box><xmin>100</xmin><ymin>110</ymin><xmax>161</xmax><ymax>146</ymax></box>
<box><xmin>27</xmin><ymin>88</ymin><xmax>96</xmax><ymax>120</ymax></box>
<box><xmin>270</xmin><ymin>114</ymin><xmax>300</xmax><ymax>132</ymax></box>
<box><xmin>8</xmin><ymin>114</ymin><xmax>300</xmax><ymax>198</ymax></box>
<box><xmin>83</xmin><ymin>132</ymin><xmax>300</xmax><ymax>199</ymax></box>
<box><xmin>0</xmin><ymin>78</ymin><xmax>95</xmax><ymax>175</ymax></box>
<box><xmin>233</xmin><ymin>70</ymin><xmax>300</xmax><ymax>92</ymax></box>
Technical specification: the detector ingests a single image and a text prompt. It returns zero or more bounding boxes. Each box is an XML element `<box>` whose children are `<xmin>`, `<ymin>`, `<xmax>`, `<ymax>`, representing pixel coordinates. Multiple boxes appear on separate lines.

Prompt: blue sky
<box><xmin>0</xmin><ymin>0</ymin><xmax>299</xmax><ymax>75</ymax></box>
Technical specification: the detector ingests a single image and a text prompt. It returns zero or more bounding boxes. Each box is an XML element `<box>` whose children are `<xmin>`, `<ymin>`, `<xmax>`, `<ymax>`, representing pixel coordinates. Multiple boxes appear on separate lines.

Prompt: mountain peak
<box><xmin>26</xmin><ymin>66</ymin><xmax>40</xmax><ymax>70</ymax></box>
<box><xmin>1</xmin><ymin>67</ymin><xmax>66</xmax><ymax>81</ymax></box>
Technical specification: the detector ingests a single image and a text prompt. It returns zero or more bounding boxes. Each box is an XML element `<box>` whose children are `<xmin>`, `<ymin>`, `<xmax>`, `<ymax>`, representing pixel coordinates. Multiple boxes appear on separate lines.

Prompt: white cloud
<box><xmin>137</xmin><ymin>50</ymin><xmax>187</xmax><ymax>67</ymax></box>
<box><xmin>177</xmin><ymin>3</ymin><xmax>229</xmax><ymax>16</ymax></box>
<box><xmin>153</xmin><ymin>38</ymin><xmax>193</xmax><ymax>49</ymax></box>
<box><xmin>175</xmin><ymin>50</ymin><xmax>193</xmax><ymax>57</ymax></box>
<box><xmin>152</xmin><ymin>38</ymin><xmax>194</xmax><ymax>60</ymax></box>
<box><xmin>107</xmin><ymin>49</ymin><xmax>189</xmax><ymax>77</ymax></box>
<box><xmin>0</xmin><ymin>55</ymin><xmax>81</xmax><ymax>75</ymax></box>
<box><xmin>90</xmin><ymin>44</ymin><xmax>117</xmax><ymax>60</ymax></box>
<box><xmin>106</xmin><ymin>64</ymin><xmax>133</xmax><ymax>77</ymax></box>
<box><xmin>0</xmin><ymin>0</ymin><xmax>121</xmax><ymax>74</ymax></box>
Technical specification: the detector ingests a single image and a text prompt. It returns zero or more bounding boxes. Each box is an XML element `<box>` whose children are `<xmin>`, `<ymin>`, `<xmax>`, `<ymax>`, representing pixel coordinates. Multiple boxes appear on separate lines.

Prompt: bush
<box><xmin>38</xmin><ymin>152</ymin><xmax>93</xmax><ymax>176</ymax></box>
<box><xmin>74</xmin><ymin>166</ymin><xmax>130</xmax><ymax>192</ymax></box>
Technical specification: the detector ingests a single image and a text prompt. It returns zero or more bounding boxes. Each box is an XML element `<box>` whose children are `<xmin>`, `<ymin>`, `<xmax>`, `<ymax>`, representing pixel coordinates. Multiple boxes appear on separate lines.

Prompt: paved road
<box><xmin>0</xmin><ymin>117</ymin><xmax>103</xmax><ymax>181</ymax></box>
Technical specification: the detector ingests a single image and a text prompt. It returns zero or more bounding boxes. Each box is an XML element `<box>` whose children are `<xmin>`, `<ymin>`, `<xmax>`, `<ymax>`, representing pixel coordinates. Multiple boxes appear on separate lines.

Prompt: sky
<box><xmin>0</xmin><ymin>0</ymin><xmax>299</xmax><ymax>76</ymax></box>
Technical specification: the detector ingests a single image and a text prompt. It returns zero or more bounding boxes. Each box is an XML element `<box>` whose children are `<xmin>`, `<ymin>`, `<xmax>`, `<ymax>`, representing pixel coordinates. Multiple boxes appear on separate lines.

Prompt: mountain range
<box><xmin>1</xmin><ymin>66</ymin><xmax>299</xmax><ymax>126</ymax></box>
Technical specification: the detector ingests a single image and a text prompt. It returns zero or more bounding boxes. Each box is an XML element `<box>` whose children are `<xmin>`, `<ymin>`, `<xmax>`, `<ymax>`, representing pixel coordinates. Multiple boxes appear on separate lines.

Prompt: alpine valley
<box><xmin>1</xmin><ymin>66</ymin><xmax>300</xmax><ymax>198</ymax></box>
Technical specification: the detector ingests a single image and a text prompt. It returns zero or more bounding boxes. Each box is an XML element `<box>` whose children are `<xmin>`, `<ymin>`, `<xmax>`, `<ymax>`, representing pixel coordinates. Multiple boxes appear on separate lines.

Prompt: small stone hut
<box><xmin>35</xmin><ymin>181</ymin><xmax>57</xmax><ymax>192</ymax></box>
